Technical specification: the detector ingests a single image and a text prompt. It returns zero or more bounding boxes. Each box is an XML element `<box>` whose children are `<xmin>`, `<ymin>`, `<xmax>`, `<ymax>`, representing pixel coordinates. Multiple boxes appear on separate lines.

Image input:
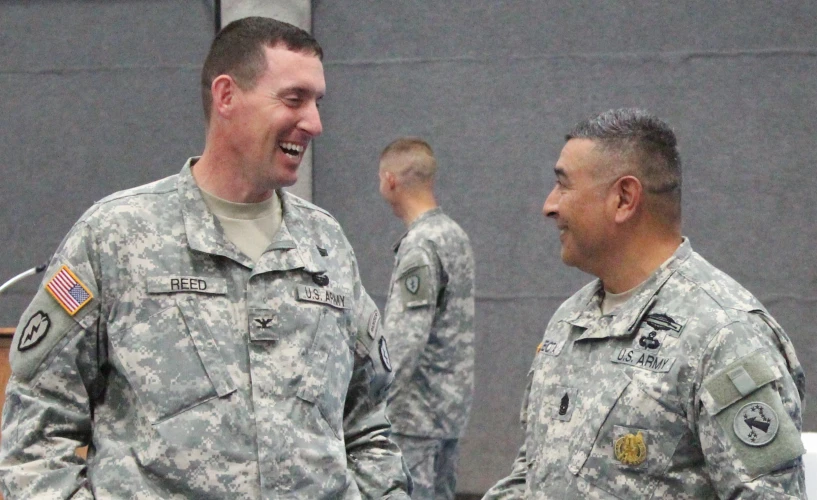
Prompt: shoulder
<box><xmin>670</xmin><ymin>250</ymin><xmax>766</xmax><ymax>320</ymax></box>
<box><xmin>396</xmin><ymin>244</ymin><xmax>435</xmax><ymax>276</ymax></box>
<box><xmin>677</xmin><ymin>252</ymin><xmax>765</xmax><ymax>312</ymax></box>
<box><xmin>280</xmin><ymin>191</ymin><xmax>340</xmax><ymax>227</ymax></box>
<box><xmin>418</xmin><ymin>211</ymin><xmax>470</xmax><ymax>242</ymax></box>
<box><xmin>405</xmin><ymin>211</ymin><xmax>472</xmax><ymax>264</ymax></box>
<box><xmin>78</xmin><ymin>174</ymin><xmax>180</xmax><ymax>226</ymax></box>
<box><xmin>651</xmin><ymin>251</ymin><xmax>782</xmax><ymax>362</ymax></box>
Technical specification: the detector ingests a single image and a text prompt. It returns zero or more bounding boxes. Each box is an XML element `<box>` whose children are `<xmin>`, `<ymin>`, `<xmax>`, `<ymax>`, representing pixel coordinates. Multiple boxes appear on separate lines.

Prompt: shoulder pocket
<box><xmin>110</xmin><ymin>297</ymin><xmax>236</xmax><ymax>424</ymax></box>
<box><xmin>701</xmin><ymin>350</ymin><xmax>805</xmax><ymax>480</ymax></box>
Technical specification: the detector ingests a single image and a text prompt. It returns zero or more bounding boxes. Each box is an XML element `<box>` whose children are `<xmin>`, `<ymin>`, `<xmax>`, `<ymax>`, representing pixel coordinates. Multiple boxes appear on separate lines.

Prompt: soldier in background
<box><xmin>484</xmin><ymin>108</ymin><xmax>806</xmax><ymax>499</ymax></box>
<box><xmin>0</xmin><ymin>17</ymin><xmax>410</xmax><ymax>499</ymax></box>
<box><xmin>379</xmin><ymin>138</ymin><xmax>476</xmax><ymax>499</ymax></box>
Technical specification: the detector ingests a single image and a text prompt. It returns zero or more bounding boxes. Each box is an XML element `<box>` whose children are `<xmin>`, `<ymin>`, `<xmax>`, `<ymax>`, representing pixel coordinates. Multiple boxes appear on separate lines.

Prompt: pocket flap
<box><xmin>700</xmin><ymin>349</ymin><xmax>781</xmax><ymax>416</ymax></box>
<box><xmin>567</xmin><ymin>372</ymin><xmax>631</xmax><ymax>474</ymax></box>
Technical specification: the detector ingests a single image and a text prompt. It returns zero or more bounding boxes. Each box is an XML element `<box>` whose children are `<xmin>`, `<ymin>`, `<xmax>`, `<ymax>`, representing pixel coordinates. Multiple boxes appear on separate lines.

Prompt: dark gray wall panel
<box><xmin>0</xmin><ymin>1</ymin><xmax>212</xmax><ymax>325</ymax></box>
<box><xmin>314</xmin><ymin>1</ymin><xmax>817</xmax><ymax>60</ymax></box>
<box><xmin>314</xmin><ymin>3</ymin><xmax>817</xmax><ymax>493</ymax></box>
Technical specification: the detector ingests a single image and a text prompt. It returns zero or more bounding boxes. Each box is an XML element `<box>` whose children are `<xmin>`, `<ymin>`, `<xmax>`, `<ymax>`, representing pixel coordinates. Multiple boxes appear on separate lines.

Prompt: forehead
<box><xmin>556</xmin><ymin>138</ymin><xmax>605</xmax><ymax>176</ymax></box>
<box><xmin>258</xmin><ymin>45</ymin><xmax>326</xmax><ymax>94</ymax></box>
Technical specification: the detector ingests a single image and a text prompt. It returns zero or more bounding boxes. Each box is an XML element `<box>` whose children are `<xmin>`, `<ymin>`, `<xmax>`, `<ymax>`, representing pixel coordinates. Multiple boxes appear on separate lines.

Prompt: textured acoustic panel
<box><xmin>313</xmin><ymin>1</ymin><xmax>817</xmax><ymax>493</ymax></box>
<box><xmin>0</xmin><ymin>1</ymin><xmax>212</xmax><ymax>325</ymax></box>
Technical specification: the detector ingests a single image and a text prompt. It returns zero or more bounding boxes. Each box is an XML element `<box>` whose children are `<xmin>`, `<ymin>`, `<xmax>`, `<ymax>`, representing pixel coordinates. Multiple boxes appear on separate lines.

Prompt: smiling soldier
<box><xmin>0</xmin><ymin>17</ymin><xmax>410</xmax><ymax>499</ymax></box>
<box><xmin>484</xmin><ymin>109</ymin><xmax>806</xmax><ymax>499</ymax></box>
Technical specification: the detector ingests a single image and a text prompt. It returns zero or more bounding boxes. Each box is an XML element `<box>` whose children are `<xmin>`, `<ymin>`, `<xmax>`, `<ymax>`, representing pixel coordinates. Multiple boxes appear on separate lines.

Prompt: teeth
<box><xmin>280</xmin><ymin>142</ymin><xmax>304</xmax><ymax>156</ymax></box>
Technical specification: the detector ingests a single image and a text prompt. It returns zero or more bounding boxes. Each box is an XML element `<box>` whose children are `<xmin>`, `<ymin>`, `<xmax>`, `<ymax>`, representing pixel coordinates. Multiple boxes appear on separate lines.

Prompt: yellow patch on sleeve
<box><xmin>44</xmin><ymin>265</ymin><xmax>93</xmax><ymax>316</ymax></box>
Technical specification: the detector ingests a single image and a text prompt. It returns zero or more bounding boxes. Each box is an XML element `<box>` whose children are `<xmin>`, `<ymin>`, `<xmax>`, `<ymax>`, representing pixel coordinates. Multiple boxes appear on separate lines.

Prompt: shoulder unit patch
<box><xmin>733</xmin><ymin>401</ymin><xmax>779</xmax><ymax>447</ymax></box>
<box><xmin>18</xmin><ymin>311</ymin><xmax>51</xmax><ymax>351</ymax></box>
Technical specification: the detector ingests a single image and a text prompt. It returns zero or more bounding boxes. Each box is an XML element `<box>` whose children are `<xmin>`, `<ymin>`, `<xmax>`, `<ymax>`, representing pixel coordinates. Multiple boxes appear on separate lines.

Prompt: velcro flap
<box><xmin>701</xmin><ymin>350</ymin><xmax>780</xmax><ymax>416</ymax></box>
<box><xmin>397</xmin><ymin>252</ymin><xmax>430</xmax><ymax>278</ymax></box>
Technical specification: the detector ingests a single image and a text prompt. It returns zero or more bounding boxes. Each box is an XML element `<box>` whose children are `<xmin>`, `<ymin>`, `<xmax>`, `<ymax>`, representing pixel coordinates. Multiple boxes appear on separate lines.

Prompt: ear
<box><xmin>211</xmin><ymin>75</ymin><xmax>238</xmax><ymax>118</ymax></box>
<box><xmin>384</xmin><ymin>171</ymin><xmax>398</xmax><ymax>192</ymax></box>
<box><xmin>611</xmin><ymin>175</ymin><xmax>642</xmax><ymax>223</ymax></box>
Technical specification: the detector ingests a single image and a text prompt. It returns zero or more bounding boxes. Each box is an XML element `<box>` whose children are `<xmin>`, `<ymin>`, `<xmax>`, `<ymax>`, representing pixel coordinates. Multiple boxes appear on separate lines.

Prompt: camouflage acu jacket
<box><xmin>485</xmin><ymin>239</ymin><xmax>806</xmax><ymax>499</ymax></box>
<box><xmin>384</xmin><ymin>208</ymin><xmax>475</xmax><ymax>439</ymax></box>
<box><xmin>0</xmin><ymin>160</ymin><xmax>410</xmax><ymax>499</ymax></box>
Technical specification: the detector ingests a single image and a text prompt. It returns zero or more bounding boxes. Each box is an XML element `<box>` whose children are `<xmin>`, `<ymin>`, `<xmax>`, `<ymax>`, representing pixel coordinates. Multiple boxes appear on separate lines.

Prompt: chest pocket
<box><xmin>296</xmin><ymin>307</ymin><xmax>355</xmax><ymax>439</ymax></box>
<box><xmin>110</xmin><ymin>297</ymin><xmax>236</xmax><ymax>424</ymax></box>
<box><xmin>571</xmin><ymin>371</ymin><xmax>687</xmax><ymax>499</ymax></box>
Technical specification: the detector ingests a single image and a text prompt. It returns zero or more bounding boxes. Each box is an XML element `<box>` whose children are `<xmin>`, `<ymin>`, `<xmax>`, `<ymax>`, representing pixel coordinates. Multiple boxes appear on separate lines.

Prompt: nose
<box><xmin>543</xmin><ymin>185</ymin><xmax>559</xmax><ymax>219</ymax></box>
<box><xmin>299</xmin><ymin>101</ymin><xmax>323</xmax><ymax>137</ymax></box>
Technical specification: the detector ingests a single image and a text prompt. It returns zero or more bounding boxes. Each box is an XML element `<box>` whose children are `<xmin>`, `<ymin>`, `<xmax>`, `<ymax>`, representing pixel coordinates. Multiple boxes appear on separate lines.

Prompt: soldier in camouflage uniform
<box><xmin>485</xmin><ymin>109</ymin><xmax>807</xmax><ymax>499</ymax></box>
<box><xmin>378</xmin><ymin>138</ymin><xmax>475</xmax><ymax>499</ymax></box>
<box><xmin>0</xmin><ymin>17</ymin><xmax>410</xmax><ymax>499</ymax></box>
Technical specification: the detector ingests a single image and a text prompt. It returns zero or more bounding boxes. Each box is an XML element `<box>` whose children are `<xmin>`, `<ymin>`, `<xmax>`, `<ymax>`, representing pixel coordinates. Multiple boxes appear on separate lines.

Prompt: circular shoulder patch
<box><xmin>733</xmin><ymin>401</ymin><xmax>779</xmax><ymax>447</ymax></box>
<box><xmin>379</xmin><ymin>337</ymin><xmax>392</xmax><ymax>372</ymax></box>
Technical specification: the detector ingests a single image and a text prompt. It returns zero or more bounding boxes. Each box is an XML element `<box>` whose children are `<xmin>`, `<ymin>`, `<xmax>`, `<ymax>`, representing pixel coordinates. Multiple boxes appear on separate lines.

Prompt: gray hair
<box><xmin>568</xmin><ymin>108</ymin><xmax>682</xmax><ymax>220</ymax></box>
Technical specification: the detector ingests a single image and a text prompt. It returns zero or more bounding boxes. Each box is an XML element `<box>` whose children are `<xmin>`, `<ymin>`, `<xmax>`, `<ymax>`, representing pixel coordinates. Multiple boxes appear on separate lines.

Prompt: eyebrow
<box><xmin>553</xmin><ymin>166</ymin><xmax>567</xmax><ymax>178</ymax></box>
<box><xmin>280</xmin><ymin>86</ymin><xmax>325</xmax><ymax>99</ymax></box>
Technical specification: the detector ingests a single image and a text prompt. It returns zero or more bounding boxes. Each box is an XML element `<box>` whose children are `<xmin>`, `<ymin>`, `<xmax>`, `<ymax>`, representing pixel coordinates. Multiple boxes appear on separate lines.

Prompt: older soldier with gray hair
<box><xmin>0</xmin><ymin>17</ymin><xmax>410</xmax><ymax>499</ymax></box>
<box><xmin>485</xmin><ymin>109</ymin><xmax>806</xmax><ymax>499</ymax></box>
<box><xmin>378</xmin><ymin>137</ymin><xmax>475</xmax><ymax>499</ymax></box>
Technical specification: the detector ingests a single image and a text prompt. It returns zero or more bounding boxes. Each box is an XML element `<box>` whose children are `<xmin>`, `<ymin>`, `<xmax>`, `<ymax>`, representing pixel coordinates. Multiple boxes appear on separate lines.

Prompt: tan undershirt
<box><xmin>601</xmin><ymin>255</ymin><xmax>675</xmax><ymax>315</ymax></box>
<box><xmin>199</xmin><ymin>188</ymin><xmax>283</xmax><ymax>263</ymax></box>
<box><xmin>601</xmin><ymin>283</ymin><xmax>642</xmax><ymax>315</ymax></box>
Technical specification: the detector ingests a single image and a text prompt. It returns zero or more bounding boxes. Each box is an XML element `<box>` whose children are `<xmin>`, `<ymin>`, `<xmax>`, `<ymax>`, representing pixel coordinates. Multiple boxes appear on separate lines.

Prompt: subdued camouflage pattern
<box><xmin>484</xmin><ymin>239</ymin><xmax>807</xmax><ymax>500</ymax></box>
<box><xmin>0</xmin><ymin>159</ymin><xmax>411</xmax><ymax>499</ymax></box>
<box><xmin>391</xmin><ymin>434</ymin><xmax>459</xmax><ymax>500</ymax></box>
<box><xmin>384</xmin><ymin>208</ymin><xmax>475</xmax><ymax>440</ymax></box>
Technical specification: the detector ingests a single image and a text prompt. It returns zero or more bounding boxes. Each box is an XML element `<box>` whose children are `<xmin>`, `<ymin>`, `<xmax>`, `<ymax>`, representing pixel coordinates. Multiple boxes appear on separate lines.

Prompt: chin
<box><xmin>559</xmin><ymin>248</ymin><xmax>573</xmax><ymax>265</ymax></box>
<box><xmin>274</xmin><ymin>170</ymin><xmax>299</xmax><ymax>188</ymax></box>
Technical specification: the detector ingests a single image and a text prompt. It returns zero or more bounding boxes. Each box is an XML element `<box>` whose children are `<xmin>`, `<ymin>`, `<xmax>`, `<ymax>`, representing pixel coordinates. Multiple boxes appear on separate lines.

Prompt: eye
<box><xmin>284</xmin><ymin>96</ymin><xmax>302</xmax><ymax>107</ymax></box>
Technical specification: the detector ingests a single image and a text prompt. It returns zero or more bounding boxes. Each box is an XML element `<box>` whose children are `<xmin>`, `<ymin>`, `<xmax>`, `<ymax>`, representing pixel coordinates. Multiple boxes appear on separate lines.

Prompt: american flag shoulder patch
<box><xmin>45</xmin><ymin>265</ymin><xmax>93</xmax><ymax>316</ymax></box>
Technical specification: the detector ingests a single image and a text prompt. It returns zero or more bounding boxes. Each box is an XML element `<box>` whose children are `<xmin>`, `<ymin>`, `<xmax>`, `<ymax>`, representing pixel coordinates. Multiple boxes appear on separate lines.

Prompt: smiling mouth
<box><xmin>279</xmin><ymin>142</ymin><xmax>305</xmax><ymax>158</ymax></box>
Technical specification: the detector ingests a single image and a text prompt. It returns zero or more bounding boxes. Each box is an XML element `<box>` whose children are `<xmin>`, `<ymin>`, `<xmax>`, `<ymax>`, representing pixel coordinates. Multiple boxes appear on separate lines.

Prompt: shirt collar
<box><xmin>179</xmin><ymin>158</ymin><xmax>324</xmax><ymax>274</ymax></box>
<box><xmin>392</xmin><ymin>207</ymin><xmax>444</xmax><ymax>253</ymax></box>
<box><xmin>566</xmin><ymin>238</ymin><xmax>693</xmax><ymax>340</ymax></box>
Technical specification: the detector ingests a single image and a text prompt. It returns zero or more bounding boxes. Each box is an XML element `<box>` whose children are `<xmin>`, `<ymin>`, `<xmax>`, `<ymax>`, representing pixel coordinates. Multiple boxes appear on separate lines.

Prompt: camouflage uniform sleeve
<box><xmin>384</xmin><ymin>246</ymin><xmax>439</xmax><ymax>387</ymax></box>
<box><xmin>0</xmin><ymin>221</ymin><xmax>102</xmax><ymax>499</ymax></box>
<box><xmin>694</xmin><ymin>314</ymin><xmax>807</xmax><ymax>499</ymax></box>
<box><xmin>343</xmin><ymin>286</ymin><xmax>411</xmax><ymax>499</ymax></box>
<box><xmin>482</xmin><ymin>364</ymin><xmax>534</xmax><ymax>499</ymax></box>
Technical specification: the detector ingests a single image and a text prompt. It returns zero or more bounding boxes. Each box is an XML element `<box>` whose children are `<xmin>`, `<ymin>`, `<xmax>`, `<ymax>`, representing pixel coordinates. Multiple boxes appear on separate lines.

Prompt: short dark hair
<box><xmin>380</xmin><ymin>137</ymin><xmax>437</xmax><ymax>186</ymax></box>
<box><xmin>567</xmin><ymin>108</ymin><xmax>682</xmax><ymax>220</ymax></box>
<box><xmin>200</xmin><ymin>17</ymin><xmax>323</xmax><ymax>121</ymax></box>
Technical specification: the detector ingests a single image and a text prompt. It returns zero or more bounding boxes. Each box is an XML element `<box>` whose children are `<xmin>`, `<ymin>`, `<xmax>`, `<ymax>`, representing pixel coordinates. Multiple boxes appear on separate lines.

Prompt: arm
<box><xmin>695</xmin><ymin>314</ymin><xmax>806</xmax><ymax>499</ymax></box>
<box><xmin>382</xmin><ymin>246</ymin><xmax>439</xmax><ymax>392</ymax></box>
<box><xmin>0</xmin><ymin>222</ymin><xmax>102</xmax><ymax>499</ymax></box>
<box><xmin>343</xmin><ymin>289</ymin><xmax>411</xmax><ymax>499</ymax></box>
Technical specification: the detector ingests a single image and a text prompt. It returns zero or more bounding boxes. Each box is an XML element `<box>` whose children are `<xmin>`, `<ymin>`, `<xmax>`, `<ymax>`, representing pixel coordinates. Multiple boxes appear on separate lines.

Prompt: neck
<box><xmin>599</xmin><ymin>230</ymin><xmax>682</xmax><ymax>293</ymax></box>
<box><xmin>394</xmin><ymin>193</ymin><xmax>437</xmax><ymax>226</ymax></box>
<box><xmin>193</xmin><ymin>143</ymin><xmax>275</xmax><ymax>203</ymax></box>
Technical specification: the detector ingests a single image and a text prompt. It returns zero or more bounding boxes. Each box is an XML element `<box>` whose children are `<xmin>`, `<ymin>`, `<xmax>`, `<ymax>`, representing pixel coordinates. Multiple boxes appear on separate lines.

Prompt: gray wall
<box><xmin>0</xmin><ymin>1</ymin><xmax>212</xmax><ymax>324</ymax></box>
<box><xmin>311</xmin><ymin>1</ymin><xmax>817</xmax><ymax>494</ymax></box>
<box><xmin>1</xmin><ymin>1</ymin><xmax>815</xmax><ymax>496</ymax></box>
